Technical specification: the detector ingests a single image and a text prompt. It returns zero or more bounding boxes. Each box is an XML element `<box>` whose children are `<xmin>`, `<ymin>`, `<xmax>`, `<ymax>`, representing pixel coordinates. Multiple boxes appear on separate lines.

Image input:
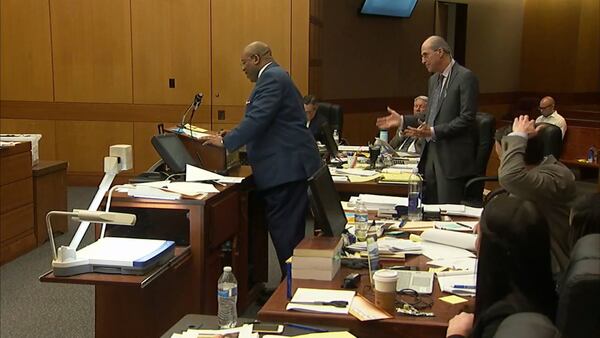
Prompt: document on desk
<box><xmin>287</xmin><ymin>288</ymin><xmax>355</xmax><ymax>315</ymax></box>
<box><xmin>186</xmin><ymin>164</ymin><xmax>244</xmax><ymax>184</ymax></box>
<box><xmin>335</xmin><ymin>168</ymin><xmax>378</xmax><ymax>177</ymax></box>
<box><xmin>264</xmin><ymin>332</ymin><xmax>357</xmax><ymax>338</ymax></box>
<box><xmin>423</xmin><ymin>204</ymin><xmax>483</xmax><ymax>218</ymax></box>
<box><xmin>436</xmin><ymin>271</ymin><xmax>477</xmax><ymax>297</ymax></box>
<box><xmin>349</xmin><ymin>294</ymin><xmax>393</xmax><ymax>321</ymax></box>
<box><xmin>173</xmin><ymin>323</ymin><xmax>257</xmax><ymax>338</ymax></box>
<box><xmin>427</xmin><ymin>257</ymin><xmax>478</xmax><ymax>271</ymax></box>
<box><xmin>421</xmin><ymin>229</ymin><xmax>477</xmax><ymax>251</ymax></box>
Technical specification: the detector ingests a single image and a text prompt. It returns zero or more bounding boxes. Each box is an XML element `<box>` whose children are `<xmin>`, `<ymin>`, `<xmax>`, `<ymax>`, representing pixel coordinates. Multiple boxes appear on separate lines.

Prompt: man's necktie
<box><xmin>426</xmin><ymin>74</ymin><xmax>445</xmax><ymax>127</ymax></box>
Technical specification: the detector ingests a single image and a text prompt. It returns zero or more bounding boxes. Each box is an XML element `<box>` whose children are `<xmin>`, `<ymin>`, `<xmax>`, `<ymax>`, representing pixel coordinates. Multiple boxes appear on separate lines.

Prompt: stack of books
<box><xmin>292</xmin><ymin>236</ymin><xmax>343</xmax><ymax>281</ymax></box>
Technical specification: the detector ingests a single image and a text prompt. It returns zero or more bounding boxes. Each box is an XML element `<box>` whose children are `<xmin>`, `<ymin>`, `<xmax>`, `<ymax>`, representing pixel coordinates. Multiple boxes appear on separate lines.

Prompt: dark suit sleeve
<box><xmin>223</xmin><ymin>71</ymin><xmax>282</xmax><ymax>151</ymax></box>
<box><xmin>433</xmin><ymin>70</ymin><xmax>478</xmax><ymax>139</ymax></box>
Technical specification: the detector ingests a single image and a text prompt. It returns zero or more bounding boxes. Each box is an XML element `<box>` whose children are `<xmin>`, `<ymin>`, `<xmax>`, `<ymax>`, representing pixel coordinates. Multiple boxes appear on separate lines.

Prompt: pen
<box><xmin>456</xmin><ymin>222</ymin><xmax>473</xmax><ymax>229</ymax></box>
<box><xmin>451</xmin><ymin>284</ymin><xmax>476</xmax><ymax>289</ymax></box>
<box><xmin>284</xmin><ymin>323</ymin><xmax>328</xmax><ymax>333</ymax></box>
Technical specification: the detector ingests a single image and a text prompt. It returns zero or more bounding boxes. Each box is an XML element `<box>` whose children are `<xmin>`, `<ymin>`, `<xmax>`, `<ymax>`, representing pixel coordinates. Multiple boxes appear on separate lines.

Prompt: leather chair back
<box><xmin>495</xmin><ymin>312</ymin><xmax>560</xmax><ymax>338</ymax></box>
<box><xmin>462</xmin><ymin>112</ymin><xmax>495</xmax><ymax>206</ymax></box>
<box><xmin>316</xmin><ymin>102</ymin><xmax>343</xmax><ymax>138</ymax></box>
<box><xmin>525</xmin><ymin>124</ymin><xmax>563</xmax><ymax>164</ymax></box>
<box><xmin>556</xmin><ymin>234</ymin><xmax>600</xmax><ymax>338</ymax></box>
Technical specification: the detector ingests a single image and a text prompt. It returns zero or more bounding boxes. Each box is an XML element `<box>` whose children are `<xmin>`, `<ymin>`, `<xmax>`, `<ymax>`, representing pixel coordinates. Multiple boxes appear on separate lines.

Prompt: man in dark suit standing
<box><xmin>377</xmin><ymin>36</ymin><xmax>478</xmax><ymax>203</ymax></box>
<box><xmin>203</xmin><ymin>41</ymin><xmax>321</xmax><ymax>275</ymax></box>
<box><xmin>303</xmin><ymin>95</ymin><xmax>329</xmax><ymax>144</ymax></box>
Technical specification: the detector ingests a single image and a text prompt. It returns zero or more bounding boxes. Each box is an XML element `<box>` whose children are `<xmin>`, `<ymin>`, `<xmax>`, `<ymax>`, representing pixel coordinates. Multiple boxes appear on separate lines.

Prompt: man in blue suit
<box><xmin>203</xmin><ymin>41</ymin><xmax>321</xmax><ymax>275</ymax></box>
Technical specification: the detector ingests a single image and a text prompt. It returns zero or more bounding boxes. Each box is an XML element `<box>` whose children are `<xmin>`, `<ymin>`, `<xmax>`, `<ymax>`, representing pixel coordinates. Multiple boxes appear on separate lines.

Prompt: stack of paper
<box><xmin>436</xmin><ymin>270</ymin><xmax>477</xmax><ymax>297</ymax></box>
<box><xmin>287</xmin><ymin>288</ymin><xmax>356</xmax><ymax>314</ymax></box>
<box><xmin>421</xmin><ymin>229</ymin><xmax>477</xmax><ymax>251</ymax></box>
<box><xmin>434</xmin><ymin>221</ymin><xmax>477</xmax><ymax>232</ymax></box>
<box><xmin>186</xmin><ymin>164</ymin><xmax>244</xmax><ymax>184</ymax></box>
<box><xmin>346</xmin><ymin>237</ymin><xmax>422</xmax><ymax>254</ymax></box>
<box><xmin>423</xmin><ymin>204</ymin><xmax>483</xmax><ymax>218</ymax></box>
<box><xmin>171</xmin><ymin>323</ymin><xmax>256</xmax><ymax>338</ymax></box>
<box><xmin>427</xmin><ymin>257</ymin><xmax>478</xmax><ymax>271</ymax></box>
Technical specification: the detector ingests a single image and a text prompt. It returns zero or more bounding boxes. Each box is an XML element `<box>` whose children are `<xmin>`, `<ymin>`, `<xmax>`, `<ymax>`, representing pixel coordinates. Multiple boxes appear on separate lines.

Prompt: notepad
<box><xmin>286</xmin><ymin>288</ymin><xmax>355</xmax><ymax>315</ymax></box>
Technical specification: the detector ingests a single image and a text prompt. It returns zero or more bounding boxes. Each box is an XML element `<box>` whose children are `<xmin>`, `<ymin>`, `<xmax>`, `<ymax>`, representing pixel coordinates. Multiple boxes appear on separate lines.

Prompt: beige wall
<box><xmin>465</xmin><ymin>0</ymin><xmax>524</xmax><ymax>93</ymax></box>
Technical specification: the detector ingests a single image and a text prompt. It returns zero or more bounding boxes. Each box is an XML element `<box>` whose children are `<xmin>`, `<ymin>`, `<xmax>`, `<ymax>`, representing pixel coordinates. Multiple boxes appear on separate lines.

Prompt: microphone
<box><xmin>187</xmin><ymin>93</ymin><xmax>203</xmax><ymax>134</ymax></box>
<box><xmin>179</xmin><ymin>93</ymin><xmax>203</xmax><ymax>130</ymax></box>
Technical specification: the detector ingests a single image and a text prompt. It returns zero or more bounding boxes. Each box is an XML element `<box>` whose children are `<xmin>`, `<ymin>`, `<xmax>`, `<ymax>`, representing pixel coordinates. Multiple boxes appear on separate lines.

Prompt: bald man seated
<box><xmin>535</xmin><ymin>96</ymin><xmax>567</xmax><ymax>139</ymax></box>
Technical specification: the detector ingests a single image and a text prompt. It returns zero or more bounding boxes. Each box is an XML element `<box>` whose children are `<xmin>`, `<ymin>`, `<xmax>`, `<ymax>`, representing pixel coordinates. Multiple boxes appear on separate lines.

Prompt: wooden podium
<box><xmin>166</xmin><ymin>126</ymin><xmax>241</xmax><ymax>174</ymax></box>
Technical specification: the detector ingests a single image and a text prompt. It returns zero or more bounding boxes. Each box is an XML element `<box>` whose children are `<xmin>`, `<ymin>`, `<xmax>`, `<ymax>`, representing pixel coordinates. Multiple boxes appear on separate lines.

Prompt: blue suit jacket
<box><xmin>223</xmin><ymin>63</ymin><xmax>321</xmax><ymax>190</ymax></box>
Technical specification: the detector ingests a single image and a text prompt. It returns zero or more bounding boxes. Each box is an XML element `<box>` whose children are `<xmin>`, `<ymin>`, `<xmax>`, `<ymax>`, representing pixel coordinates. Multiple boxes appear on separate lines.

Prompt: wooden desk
<box><xmin>335</xmin><ymin>181</ymin><xmax>408</xmax><ymax>200</ymax></box>
<box><xmin>0</xmin><ymin>142</ymin><xmax>35</xmax><ymax>264</ymax></box>
<box><xmin>32</xmin><ymin>160</ymin><xmax>68</xmax><ymax>245</ymax></box>
<box><xmin>40</xmin><ymin>166</ymin><xmax>268</xmax><ymax>338</ymax></box>
<box><xmin>258</xmin><ymin>254</ymin><xmax>474</xmax><ymax>338</ymax></box>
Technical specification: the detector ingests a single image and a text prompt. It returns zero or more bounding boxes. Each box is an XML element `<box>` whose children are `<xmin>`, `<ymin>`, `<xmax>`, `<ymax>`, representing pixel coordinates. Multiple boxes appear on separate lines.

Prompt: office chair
<box><xmin>494</xmin><ymin>313</ymin><xmax>560</xmax><ymax>338</ymax></box>
<box><xmin>316</xmin><ymin>102</ymin><xmax>343</xmax><ymax>139</ymax></box>
<box><xmin>461</xmin><ymin>112</ymin><xmax>496</xmax><ymax>207</ymax></box>
<box><xmin>556</xmin><ymin>234</ymin><xmax>600</xmax><ymax>338</ymax></box>
<box><xmin>525</xmin><ymin>124</ymin><xmax>563</xmax><ymax>163</ymax></box>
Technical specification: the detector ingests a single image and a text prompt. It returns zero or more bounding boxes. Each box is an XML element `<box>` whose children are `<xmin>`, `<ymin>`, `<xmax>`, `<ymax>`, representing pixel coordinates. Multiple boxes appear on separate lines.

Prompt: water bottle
<box><xmin>407</xmin><ymin>169</ymin><xmax>423</xmax><ymax>221</ymax></box>
<box><xmin>217</xmin><ymin>266</ymin><xmax>238</xmax><ymax>328</ymax></box>
<box><xmin>333</xmin><ymin>129</ymin><xmax>340</xmax><ymax>145</ymax></box>
<box><xmin>354</xmin><ymin>198</ymin><xmax>369</xmax><ymax>241</ymax></box>
<box><xmin>379</xmin><ymin>129</ymin><xmax>389</xmax><ymax>143</ymax></box>
<box><xmin>588</xmin><ymin>145</ymin><xmax>598</xmax><ymax>163</ymax></box>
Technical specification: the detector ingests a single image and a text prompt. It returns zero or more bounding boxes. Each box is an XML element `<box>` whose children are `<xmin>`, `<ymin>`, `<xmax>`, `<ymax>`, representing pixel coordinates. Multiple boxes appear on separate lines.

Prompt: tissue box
<box><xmin>0</xmin><ymin>134</ymin><xmax>42</xmax><ymax>165</ymax></box>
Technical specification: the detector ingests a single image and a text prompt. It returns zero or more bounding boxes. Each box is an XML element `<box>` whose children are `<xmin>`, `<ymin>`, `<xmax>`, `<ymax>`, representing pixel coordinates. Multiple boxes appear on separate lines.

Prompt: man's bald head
<box><xmin>421</xmin><ymin>35</ymin><xmax>452</xmax><ymax>73</ymax></box>
<box><xmin>539</xmin><ymin>96</ymin><xmax>556</xmax><ymax>117</ymax></box>
<box><xmin>241</xmin><ymin>41</ymin><xmax>275</xmax><ymax>83</ymax></box>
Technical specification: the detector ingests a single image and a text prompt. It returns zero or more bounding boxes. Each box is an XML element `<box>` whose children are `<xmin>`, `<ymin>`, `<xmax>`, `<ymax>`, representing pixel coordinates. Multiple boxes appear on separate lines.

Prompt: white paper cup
<box><xmin>373</xmin><ymin>269</ymin><xmax>398</xmax><ymax>292</ymax></box>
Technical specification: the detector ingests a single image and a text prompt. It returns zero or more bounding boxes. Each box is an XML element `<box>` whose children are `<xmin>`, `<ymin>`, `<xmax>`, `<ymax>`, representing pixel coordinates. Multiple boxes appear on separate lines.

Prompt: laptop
<box><xmin>396</xmin><ymin>270</ymin><xmax>435</xmax><ymax>294</ymax></box>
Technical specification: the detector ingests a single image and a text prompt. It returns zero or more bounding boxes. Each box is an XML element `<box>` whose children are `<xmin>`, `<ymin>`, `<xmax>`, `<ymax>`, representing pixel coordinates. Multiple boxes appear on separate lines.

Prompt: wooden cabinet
<box><xmin>32</xmin><ymin>160</ymin><xmax>68</xmax><ymax>246</ymax></box>
<box><xmin>0</xmin><ymin>142</ymin><xmax>36</xmax><ymax>265</ymax></box>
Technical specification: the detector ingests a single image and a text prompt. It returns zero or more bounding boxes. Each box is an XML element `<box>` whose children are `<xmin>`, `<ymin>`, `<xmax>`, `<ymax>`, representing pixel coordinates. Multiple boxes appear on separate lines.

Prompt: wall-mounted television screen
<box><xmin>360</xmin><ymin>0</ymin><xmax>418</xmax><ymax>18</ymax></box>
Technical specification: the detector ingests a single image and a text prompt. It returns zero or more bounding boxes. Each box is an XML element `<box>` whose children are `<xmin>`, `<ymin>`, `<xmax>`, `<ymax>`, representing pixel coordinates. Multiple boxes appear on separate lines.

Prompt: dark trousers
<box><xmin>423</xmin><ymin>142</ymin><xmax>467</xmax><ymax>204</ymax></box>
<box><xmin>261</xmin><ymin>179</ymin><xmax>308</xmax><ymax>276</ymax></box>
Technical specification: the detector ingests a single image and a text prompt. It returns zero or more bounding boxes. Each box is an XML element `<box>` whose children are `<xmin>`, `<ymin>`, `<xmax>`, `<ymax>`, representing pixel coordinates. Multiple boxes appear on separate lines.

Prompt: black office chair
<box><xmin>316</xmin><ymin>102</ymin><xmax>343</xmax><ymax>139</ymax></box>
<box><xmin>526</xmin><ymin>124</ymin><xmax>563</xmax><ymax>163</ymax></box>
<box><xmin>461</xmin><ymin>112</ymin><xmax>496</xmax><ymax>207</ymax></box>
<box><xmin>556</xmin><ymin>234</ymin><xmax>600</xmax><ymax>338</ymax></box>
<box><xmin>494</xmin><ymin>313</ymin><xmax>560</xmax><ymax>338</ymax></box>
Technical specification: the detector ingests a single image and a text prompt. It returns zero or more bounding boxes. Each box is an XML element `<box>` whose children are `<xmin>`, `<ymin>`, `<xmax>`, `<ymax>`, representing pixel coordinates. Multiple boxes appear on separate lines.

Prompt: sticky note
<box><xmin>439</xmin><ymin>295</ymin><xmax>469</xmax><ymax>305</ymax></box>
<box><xmin>428</xmin><ymin>266</ymin><xmax>448</xmax><ymax>273</ymax></box>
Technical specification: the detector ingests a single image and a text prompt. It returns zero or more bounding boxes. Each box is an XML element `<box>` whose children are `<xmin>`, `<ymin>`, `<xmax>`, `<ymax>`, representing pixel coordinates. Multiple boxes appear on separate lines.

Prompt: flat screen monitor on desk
<box><xmin>319</xmin><ymin>122</ymin><xmax>339</xmax><ymax>160</ymax></box>
<box><xmin>151</xmin><ymin>133</ymin><xmax>200</xmax><ymax>174</ymax></box>
<box><xmin>308</xmin><ymin>165</ymin><xmax>347</xmax><ymax>237</ymax></box>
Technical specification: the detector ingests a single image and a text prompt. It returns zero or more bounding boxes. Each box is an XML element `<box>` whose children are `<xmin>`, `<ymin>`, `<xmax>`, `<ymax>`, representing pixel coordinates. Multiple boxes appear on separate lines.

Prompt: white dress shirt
<box><xmin>535</xmin><ymin>111</ymin><xmax>567</xmax><ymax>138</ymax></box>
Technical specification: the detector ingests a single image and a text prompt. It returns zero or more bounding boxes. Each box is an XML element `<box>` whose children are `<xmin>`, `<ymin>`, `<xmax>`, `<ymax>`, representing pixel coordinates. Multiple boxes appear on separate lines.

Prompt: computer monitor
<box><xmin>151</xmin><ymin>133</ymin><xmax>200</xmax><ymax>174</ymax></box>
<box><xmin>307</xmin><ymin>165</ymin><xmax>347</xmax><ymax>237</ymax></box>
<box><xmin>360</xmin><ymin>0</ymin><xmax>418</xmax><ymax>18</ymax></box>
<box><xmin>319</xmin><ymin>122</ymin><xmax>339</xmax><ymax>159</ymax></box>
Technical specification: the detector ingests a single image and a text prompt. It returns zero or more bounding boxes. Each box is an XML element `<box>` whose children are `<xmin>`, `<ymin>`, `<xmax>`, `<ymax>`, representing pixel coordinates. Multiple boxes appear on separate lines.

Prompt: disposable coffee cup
<box><xmin>373</xmin><ymin>269</ymin><xmax>398</xmax><ymax>292</ymax></box>
<box><xmin>373</xmin><ymin>269</ymin><xmax>398</xmax><ymax>314</ymax></box>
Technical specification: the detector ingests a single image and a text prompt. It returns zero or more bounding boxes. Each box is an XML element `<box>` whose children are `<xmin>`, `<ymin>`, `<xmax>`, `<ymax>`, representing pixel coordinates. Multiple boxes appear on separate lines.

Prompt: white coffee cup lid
<box><xmin>373</xmin><ymin>269</ymin><xmax>398</xmax><ymax>282</ymax></box>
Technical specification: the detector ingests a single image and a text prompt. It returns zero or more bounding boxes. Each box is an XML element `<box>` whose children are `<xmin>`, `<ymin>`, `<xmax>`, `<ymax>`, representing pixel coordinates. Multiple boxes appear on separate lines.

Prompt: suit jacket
<box><xmin>307</xmin><ymin>112</ymin><xmax>329</xmax><ymax>144</ymax></box>
<box><xmin>389</xmin><ymin>133</ymin><xmax>425</xmax><ymax>154</ymax></box>
<box><xmin>499</xmin><ymin>135</ymin><xmax>576</xmax><ymax>271</ymax></box>
<box><xmin>405</xmin><ymin>63</ymin><xmax>478</xmax><ymax>179</ymax></box>
<box><xmin>223</xmin><ymin>63</ymin><xmax>321</xmax><ymax>190</ymax></box>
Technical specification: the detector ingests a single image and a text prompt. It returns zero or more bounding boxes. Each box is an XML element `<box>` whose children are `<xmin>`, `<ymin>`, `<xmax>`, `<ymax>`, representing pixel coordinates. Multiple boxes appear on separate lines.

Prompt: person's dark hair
<box><xmin>474</xmin><ymin>195</ymin><xmax>557</xmax><ymax>329</ymax></box>
<box><xmin>569</xmin><ymin>192</ymin><xmax>600</xmax><ymax>248</ymax></box>
<box><xmin>494</xmin><ymin>126</ymin><xmax>512</xmax><ymax>144</ymax></box>
<box><xmin>303</xmin><ymin>95</ymin><xmax>318</xmax><ymax>105</ymax></box>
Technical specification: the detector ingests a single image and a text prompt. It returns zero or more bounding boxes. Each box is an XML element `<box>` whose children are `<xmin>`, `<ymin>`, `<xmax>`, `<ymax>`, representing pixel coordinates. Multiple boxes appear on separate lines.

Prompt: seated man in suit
<box><xmin>495</xmin><ymin>115</ymin><xmax>576</xmax><ymax>273</ymax></box>
<box><xmin>535</xmin><ymin>96</ymin><xmax>567</xmax><ymax>139</ymax></box>
<box><xmin>303</xmin><ymin>95</ymin><xmax>329</xmax><ymax>144</ymax></box>
<box><xmin>388</xmin><ymin>95</ymin><xmax>428</xmax><ymax>153</ymax></box>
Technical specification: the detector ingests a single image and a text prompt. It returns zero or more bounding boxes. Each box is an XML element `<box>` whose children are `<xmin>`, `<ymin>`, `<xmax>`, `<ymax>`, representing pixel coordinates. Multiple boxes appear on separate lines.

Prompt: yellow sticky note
<box><xmin>409</xmin><ymin>234</ymin><xmax>422</xmax><ymax>242</ymax></box>
<box><xmin>439</xmin><ymin>295</ymin><xmax>469</xmax><ymax>305</ymax></box>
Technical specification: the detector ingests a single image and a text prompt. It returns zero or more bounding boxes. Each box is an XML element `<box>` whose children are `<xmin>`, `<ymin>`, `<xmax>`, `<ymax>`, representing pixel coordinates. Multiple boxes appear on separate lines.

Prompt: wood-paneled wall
<box><xmin>1</xmin><ymin>0</ymin><xmax>309</xmax><ymax>184</ymax></box>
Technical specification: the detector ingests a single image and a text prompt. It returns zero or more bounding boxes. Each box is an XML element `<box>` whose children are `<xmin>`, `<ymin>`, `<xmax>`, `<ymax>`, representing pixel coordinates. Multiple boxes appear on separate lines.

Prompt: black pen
<box><xmin>456</xmin><ymin>222</ymin><xmax>473</xmax><ymax>229</ymax></box>
<box><xmin>284</xmin><ymin>323</ymin><xmax>328</xmax><ymax>333</ymax></box>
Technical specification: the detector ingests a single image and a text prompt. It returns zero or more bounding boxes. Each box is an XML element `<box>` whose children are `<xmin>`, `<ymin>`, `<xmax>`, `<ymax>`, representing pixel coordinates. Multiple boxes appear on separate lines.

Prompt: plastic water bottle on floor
<box><xmin>407</xmin><ymin>169</ymin><xmax>423</xmax><ymax>221</ymax></box>
<box><xmin>217</xmin><ymin>266</ymin><xmax>238</xmax><ymax>328</ymax></box>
